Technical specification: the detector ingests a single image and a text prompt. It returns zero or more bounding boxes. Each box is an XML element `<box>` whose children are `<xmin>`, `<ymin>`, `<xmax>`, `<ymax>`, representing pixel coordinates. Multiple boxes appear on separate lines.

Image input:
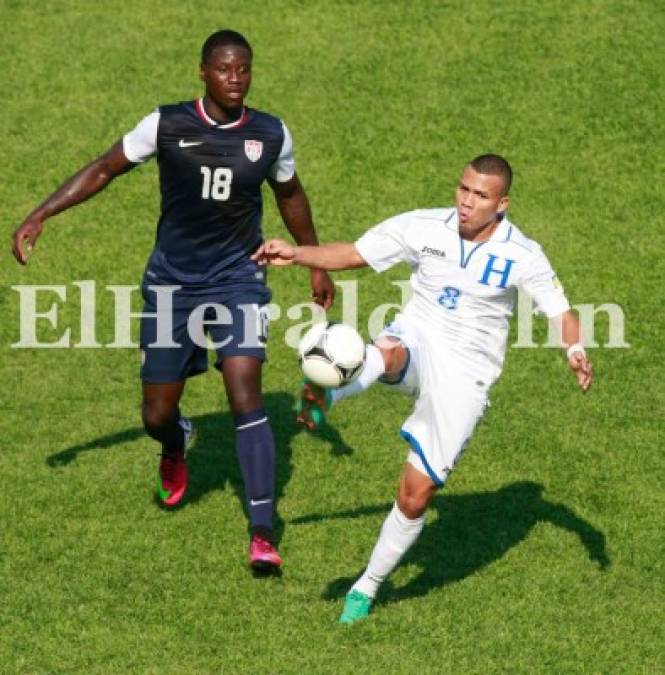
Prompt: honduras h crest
<box><xmin>244</xmin><ymin>140</ymin><xmax>263</xmax><ymax>162</ymax></box>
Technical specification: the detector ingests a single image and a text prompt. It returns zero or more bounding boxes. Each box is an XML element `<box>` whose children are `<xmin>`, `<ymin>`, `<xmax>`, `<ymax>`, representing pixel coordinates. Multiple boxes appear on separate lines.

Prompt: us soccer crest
<box><xmin>244</xmin><ymin>140</ymin><xmax>263</xmax><ymax>162</ymax></box>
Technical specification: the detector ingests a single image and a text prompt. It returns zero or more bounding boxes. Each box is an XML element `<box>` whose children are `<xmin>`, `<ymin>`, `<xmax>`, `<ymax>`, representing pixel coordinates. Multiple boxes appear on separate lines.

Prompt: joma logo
<box><xmin>421</xmin><ymin>246</ymin><xmax>446</xmax><ymax>258</ymax></box>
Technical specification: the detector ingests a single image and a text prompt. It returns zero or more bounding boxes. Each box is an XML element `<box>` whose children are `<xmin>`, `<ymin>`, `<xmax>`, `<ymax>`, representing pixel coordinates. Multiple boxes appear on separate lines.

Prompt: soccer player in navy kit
<box><xmin>11</xmin><ymin>30</ymin><xmax>334</xmax><ymax>572</ymax></box>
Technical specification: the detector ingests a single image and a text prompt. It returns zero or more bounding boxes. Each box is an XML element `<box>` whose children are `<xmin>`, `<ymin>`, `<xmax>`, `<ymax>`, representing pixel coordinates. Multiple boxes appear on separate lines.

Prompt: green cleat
<box><xmin>339</xmin><ymin>590</ymin><xmax>373</xmax><ymax>625</ymax></box>
<box><xmin>295</xmin><ymin>379</ymin><xmax>333</xmax><ymax>430</ymax></box>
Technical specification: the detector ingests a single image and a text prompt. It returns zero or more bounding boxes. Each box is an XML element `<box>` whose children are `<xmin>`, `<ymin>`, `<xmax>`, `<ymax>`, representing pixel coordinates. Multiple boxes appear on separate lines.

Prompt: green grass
<box><xmin>1</xmin><ymin>0</ymin><xmax>664</xmax><ymax>672</ymax></box>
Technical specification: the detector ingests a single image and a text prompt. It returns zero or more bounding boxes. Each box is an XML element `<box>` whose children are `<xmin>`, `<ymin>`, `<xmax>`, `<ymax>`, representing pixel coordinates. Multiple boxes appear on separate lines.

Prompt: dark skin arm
<box><xmin>11</xmin><ymin>141</ymin><xmax>135</xmax><ymax>265</ymax></box>
<box><xmin>268</xmin><ymin>174</ymin><xmax>335</xmax><ymax>310</ymax></box>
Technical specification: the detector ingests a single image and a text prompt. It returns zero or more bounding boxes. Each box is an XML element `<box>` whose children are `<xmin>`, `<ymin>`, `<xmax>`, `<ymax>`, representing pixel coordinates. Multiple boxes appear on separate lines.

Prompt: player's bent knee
<box><xmin>398</xmin><ymin>495</ymin><xmax>427</xmax><ymax>519</ymax></box>
<box><xmin>225</xmin><ymin>387</ymin><xmax>263</xmax><ymax>415</ymax></box>
<box><xmin>374</xmin><ymin>336</ymin><xmax>407</xmax><ymax>376</ymax></box>
<box><xmin>397</xmin><ymin>490</ymin><xmax>432</xmax><ymax>519</ymax></box>
<box><xmin>221</xmin><ymin>357</ymin><xmax>263</xmax><ymax>414</ymax></box>
<box><xmin>397</xmin><ymin>470</ymin><xmax>438</xmax><ymax>518</ymax></box>
<box><xmin>142</xmin><ymin>403</ymin><xmax>177</xmax><ymax>436</ymax></box>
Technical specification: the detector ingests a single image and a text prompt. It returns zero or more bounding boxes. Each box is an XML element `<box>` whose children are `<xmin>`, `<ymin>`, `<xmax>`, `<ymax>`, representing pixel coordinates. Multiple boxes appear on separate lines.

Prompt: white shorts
<box><xmin>378</xmin><ymin>314</ymin><xmax>488</xmax><ymax>487</ymax></box>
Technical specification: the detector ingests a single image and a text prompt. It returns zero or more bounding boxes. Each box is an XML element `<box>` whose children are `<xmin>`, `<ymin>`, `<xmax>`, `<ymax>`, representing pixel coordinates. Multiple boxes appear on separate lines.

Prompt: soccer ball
<box><xmin>298</xmin><ymin>321</ymin><xmax>366</xmax><ymax>388</ymax></box>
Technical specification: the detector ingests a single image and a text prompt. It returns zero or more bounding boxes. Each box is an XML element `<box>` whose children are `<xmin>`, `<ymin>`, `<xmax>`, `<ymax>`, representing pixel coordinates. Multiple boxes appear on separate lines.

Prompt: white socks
<box><xmin>352</xmin><ymin>503</ymin><xmax>425</xmax><ymax>599</ymax></box>
<box><xmin>331</xmin><ymin>344</ymin><xmax>385</xmax><ymax>405</ymax></box>
<box><xmin>331</xmin><ymin>346</ymin><xmax>423</xmax><ymax>599</ymax></box>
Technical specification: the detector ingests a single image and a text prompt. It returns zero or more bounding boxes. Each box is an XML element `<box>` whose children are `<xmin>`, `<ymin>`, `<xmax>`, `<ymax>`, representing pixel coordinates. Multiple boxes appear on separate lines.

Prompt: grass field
<box><xmin>2</xmin><ymin>0</ymin><xmax>664</xmax><ymax>672</ymax></box>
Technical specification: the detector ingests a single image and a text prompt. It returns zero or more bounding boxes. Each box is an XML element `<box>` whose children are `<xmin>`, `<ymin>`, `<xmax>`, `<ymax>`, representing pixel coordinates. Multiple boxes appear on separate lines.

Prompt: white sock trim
<box><xmin>236</xmin><ymin>416</ymin><xmax>268</xmax><ymax>431</ymax></box>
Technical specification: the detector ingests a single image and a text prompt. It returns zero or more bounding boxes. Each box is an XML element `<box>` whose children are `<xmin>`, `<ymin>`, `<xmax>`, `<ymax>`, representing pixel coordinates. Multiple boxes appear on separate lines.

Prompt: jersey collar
<box><xmin>195</xmin><ymin>97</ymin><xmax>249</xmax><ymax>129</ymax></box>
<box><xmin>491</xmin><ymin>216</ymin><xmax>512</xmax><ymax>242</ymax></box>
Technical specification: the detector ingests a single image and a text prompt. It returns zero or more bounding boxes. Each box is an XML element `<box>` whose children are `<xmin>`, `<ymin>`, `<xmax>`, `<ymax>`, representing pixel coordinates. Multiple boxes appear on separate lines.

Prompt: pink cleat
<box><xmin>249</xmin><ymin>533</ymin><xmax>282</xmax><ymax>573</ymax></box>
<box><xmin>157</xmin><ymin>452</ymin><xmax>188</xmax><ymax>506</ymax></box>
<box><xmin>156</xmin><ymin>417</ymin><xmax>193</xmax><ymax>507</ymax></box>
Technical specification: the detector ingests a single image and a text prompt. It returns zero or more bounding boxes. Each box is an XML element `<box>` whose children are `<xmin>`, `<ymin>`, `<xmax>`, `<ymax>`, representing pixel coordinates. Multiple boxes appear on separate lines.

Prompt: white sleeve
<box><xmin>122</xmin><ymin>111</ymin><xmax>159</xmax><ymax>163</ymax></box>
<box><xmin>268</xmin><ymin>121</ymin><xmax>296</xmax><ymax>182</ymax></box>
<box><xmin>520</xmin><ymin>248</ymin><xmax>571</xmax><ymax>317</ymax></box>
<box><xmin>354</xmin><ymin>212</ymin><xmax>422</xmax><ymax>272</ymax></box>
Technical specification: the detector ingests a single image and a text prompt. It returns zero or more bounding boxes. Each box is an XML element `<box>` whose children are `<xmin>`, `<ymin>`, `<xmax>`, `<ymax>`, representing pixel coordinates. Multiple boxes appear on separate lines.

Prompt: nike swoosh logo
<box><xmin>179</xmin><ymin>139</ymin><xmax>203</xmax><ymax>148</ymax></box>
<box><xmin>250</xmin><ymin>498</ymin><xmax>272</xmax><ymax>506</ymax></box>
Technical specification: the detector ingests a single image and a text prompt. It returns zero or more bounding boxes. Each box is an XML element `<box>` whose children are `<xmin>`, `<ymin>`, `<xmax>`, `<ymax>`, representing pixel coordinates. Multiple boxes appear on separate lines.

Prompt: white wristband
<box><xmin>566</xmin><ymin>343</ymin><xmax>586</xmax><ymax>359</ymax></box>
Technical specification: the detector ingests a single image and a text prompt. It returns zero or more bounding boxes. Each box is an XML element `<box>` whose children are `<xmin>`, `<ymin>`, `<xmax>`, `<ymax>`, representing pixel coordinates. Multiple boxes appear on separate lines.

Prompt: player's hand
<box><xmin>310</xmin><ymin>268</ymin><xmax>335</xmax><ymax>310</ymax></box>
<box><xmin>569</xmin><ymin>352</ymin><xmax>593</xmax><ymax>393</ymax></box>
<box><xmin>12</xmin><ymin>219</ymin><xmax>43</xmax><ymax>265</ymax></box>
<box><xmin>251</xmin><ymin>238</ymin><xmax>297</xmax><ymax>266</ymax></box>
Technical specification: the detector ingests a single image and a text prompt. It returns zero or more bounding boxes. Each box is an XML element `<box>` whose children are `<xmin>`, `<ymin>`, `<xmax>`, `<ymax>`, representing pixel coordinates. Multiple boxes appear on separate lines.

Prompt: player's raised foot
<box><xmin>249</xmin><ymin>531</ymin><xmax>282</xmax><ymax>574</ymax></box>
<box><xmin>295</xmin><ymin>379</ymin><xmax>332</xmax><ymax>430</ymax></box>
<box><xmin>339</xmin><ymin>590</ymin><xmax>373</xmax><ymax>625</ymax></box>
<box><xmin>156</xmin><ymin>417</ymin><xmax>194</xmax><ymax>507</ymax></box>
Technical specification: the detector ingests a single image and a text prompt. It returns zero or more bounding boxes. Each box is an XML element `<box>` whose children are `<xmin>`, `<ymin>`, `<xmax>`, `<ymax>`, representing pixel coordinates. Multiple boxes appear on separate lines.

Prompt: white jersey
<box><xmin>355</xmin><ymin>208</ymin><xmax>570</xmax><ymax>386</ymax></box>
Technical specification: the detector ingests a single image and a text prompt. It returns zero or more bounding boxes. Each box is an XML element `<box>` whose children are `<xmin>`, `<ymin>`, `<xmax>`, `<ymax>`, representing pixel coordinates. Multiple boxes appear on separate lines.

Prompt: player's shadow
<box><xmin>46</xmin><ymin>391</ymin><xmax>355</xmax><ymax>544</ymax></box>
<box><xmin>297</xmin><ymin>481</ymin><xmax>610</xmax><ymax>604</ymax></box>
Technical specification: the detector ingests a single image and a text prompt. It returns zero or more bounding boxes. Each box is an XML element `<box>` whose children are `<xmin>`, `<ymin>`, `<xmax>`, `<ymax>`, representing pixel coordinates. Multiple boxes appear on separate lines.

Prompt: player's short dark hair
<box><xmin>470</xmin><ymin>154</ymin><xmax>513</xmax><ymax>195</ymax></box>
<box><xmin>201</xmin><ymin>30</ymin><xmax>252</xmax><ymax>64</ymax></box>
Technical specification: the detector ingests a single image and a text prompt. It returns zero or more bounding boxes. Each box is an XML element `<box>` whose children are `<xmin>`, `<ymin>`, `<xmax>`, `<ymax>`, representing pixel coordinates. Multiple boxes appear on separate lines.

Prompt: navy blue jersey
<box><xmin>123</xmin><ymin>98</ymin><xmax>295</xmax><ymax>293</ymax></box>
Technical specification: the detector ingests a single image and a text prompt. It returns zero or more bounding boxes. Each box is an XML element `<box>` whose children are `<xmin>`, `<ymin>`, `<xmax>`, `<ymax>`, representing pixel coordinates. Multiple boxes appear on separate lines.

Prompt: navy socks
<box><xmin>233</xmin><ymin>408</ymin><xmax>276</xmax><ymax>536</ymax></box>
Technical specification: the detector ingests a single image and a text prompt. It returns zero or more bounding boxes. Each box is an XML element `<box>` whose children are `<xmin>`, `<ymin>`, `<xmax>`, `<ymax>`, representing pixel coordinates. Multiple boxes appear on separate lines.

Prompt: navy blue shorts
<box><xmin>139</xmin><ymin>285</ymin><xmax>271</xmax><ymax>383</ymax></box>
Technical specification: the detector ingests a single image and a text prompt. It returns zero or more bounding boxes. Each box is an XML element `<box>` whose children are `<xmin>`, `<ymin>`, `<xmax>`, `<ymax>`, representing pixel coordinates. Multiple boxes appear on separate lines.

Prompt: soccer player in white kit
<box><xmin>252</xmin><ymin>154</ymin><xmax>593</xmax><ymax>623</ymax></box>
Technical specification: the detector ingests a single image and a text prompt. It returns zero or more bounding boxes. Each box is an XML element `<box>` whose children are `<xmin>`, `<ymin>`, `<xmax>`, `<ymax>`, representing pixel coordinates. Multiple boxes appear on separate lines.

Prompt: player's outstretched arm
<box><xmin>268</xmin><ymin>174</ymin><xmax>335</xmax><ymax>309</ymax></box>
<box><xmin>11</xmin><ymin>141</ymin><xmax>135</xmax><ymax>265</ymax></box>
<box><xmin>558</xmin><ymin>310</ymin><xmax>593</xmax><ymax>393</ymax></box>
<box><xmin>252</xmin><ymin>239</ymin><xmax>367</xmax><ymax>271</ymax></box>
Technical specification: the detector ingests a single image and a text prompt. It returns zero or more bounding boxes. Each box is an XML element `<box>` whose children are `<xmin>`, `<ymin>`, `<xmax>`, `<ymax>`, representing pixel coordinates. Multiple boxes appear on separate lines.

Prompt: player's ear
<box><xmin>498</xmin><ymin>195</ymin><xmax>510</xmax><ymax>214</ymax></box>
<box><xmin>199</xmin><ymin>63</ymin><xmax>206</xmax><ymax>82</ymax></box>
